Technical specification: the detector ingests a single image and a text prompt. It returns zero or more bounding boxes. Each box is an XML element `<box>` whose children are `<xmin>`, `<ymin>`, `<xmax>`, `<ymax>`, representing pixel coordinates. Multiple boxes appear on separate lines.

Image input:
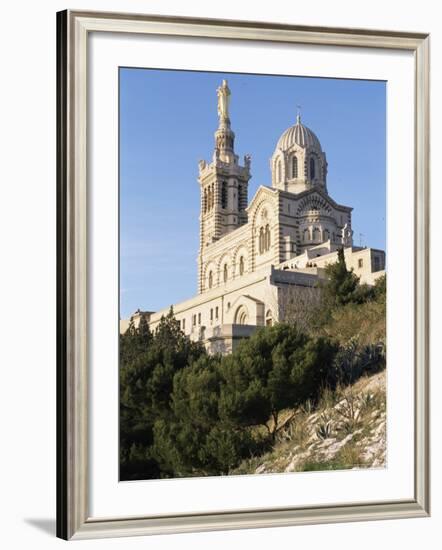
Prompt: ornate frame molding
<box><xmin>57</xmin><ymin>10</ymin><xmax>430</xmax><ymax>540</ymax></box>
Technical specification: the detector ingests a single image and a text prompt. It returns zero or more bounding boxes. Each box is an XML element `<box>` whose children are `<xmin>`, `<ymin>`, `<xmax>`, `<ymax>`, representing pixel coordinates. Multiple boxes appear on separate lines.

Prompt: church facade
<box><xmin>121</xmin><ymin>80</ymin><xmax>385</xmax><ymax>354</ymax></box>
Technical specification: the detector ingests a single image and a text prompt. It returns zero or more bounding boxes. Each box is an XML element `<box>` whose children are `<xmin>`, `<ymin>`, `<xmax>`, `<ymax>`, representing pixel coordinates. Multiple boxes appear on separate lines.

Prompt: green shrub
<box><xmin>120</xmin><ymin>271</ymin><xmax>386</xmax><ymax>479</ymax></box>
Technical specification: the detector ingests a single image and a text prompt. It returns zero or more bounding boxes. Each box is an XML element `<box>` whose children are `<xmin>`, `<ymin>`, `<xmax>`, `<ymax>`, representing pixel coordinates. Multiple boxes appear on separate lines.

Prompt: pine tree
<box><xmin>155</xmin><ymin>307</ymin><xmax>185</xmax><ymax>349</ymax></box>
<box><xmin>119</xmin><ymin>306</ymin><xmax>205</xmax><ymax>480</ymax></box>
<box><xmin>323</xmin><ymin>247</ymin><xmax>360</xmax><ymax>307</ymax></box>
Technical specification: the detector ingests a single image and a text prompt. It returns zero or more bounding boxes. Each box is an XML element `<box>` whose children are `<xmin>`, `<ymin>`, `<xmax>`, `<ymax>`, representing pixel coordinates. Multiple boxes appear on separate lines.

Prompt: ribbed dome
<box><xmin>276</xmin><ymin>116</ymin><xmax>322</xmax><ymax>151</ymax></box>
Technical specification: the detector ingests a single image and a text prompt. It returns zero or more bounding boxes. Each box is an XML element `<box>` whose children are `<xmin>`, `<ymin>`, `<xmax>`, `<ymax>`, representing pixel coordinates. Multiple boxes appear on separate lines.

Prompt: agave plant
<box><xmin>316</xmin><ymin>416</ymin><xmax>333</xmax><ymax>440</ymax></box>
<box><xmin>301</xmin><ymin>398</ymin><xmax>313</xmax><ymax>416</ymax></box>
<box><xmin>359</xmin><ymin>392</ymin><xmax>375</xmax><ymax>410</ymax></box>
<box><xmin>336</xmin><ymin>393</ymin><xmax>362</xmax><ymax>434</ymax></box>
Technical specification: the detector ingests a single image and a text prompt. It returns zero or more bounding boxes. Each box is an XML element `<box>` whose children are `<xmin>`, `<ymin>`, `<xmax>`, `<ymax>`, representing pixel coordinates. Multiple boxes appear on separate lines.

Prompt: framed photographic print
<box><xmin>57</xmin><ymin>10</ymin><xmax>430</xmax><ymax>540</ymax></box>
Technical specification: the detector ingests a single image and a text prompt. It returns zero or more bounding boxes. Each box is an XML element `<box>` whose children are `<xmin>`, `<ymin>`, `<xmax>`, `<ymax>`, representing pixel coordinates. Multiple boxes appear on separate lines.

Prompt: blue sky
<box><xmin>120</xmin><ymin>68</ymin><xmax>386</xmax><ymax>318</ymax></box>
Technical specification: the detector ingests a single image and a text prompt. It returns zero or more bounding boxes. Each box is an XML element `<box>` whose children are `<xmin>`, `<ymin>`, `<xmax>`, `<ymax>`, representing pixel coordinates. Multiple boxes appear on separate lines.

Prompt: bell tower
<box><xmin>197</xmin><ymin>80</ymin><xmax>251</xmax><ymax>293</ymax></box>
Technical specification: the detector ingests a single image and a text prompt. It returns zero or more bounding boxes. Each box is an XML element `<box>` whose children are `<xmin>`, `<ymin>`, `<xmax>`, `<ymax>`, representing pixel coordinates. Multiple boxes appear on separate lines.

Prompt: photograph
<box><xmin>119</xmin><ymin>69</ymin><xmax>387</xmax><ymax>481</ymax></box>
<box><xmin>52</xmin><ymin>7</ymin><xmax>430</xmax><ymax>541</ymax></box>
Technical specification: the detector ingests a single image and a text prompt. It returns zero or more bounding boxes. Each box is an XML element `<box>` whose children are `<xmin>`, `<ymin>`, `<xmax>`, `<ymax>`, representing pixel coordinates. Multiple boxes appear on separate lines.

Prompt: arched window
<box><xmin>265</xmin><ymin>310</ymin><xmax>273</xmax><ymax>327</ymax></box>
<box><xmin>313</xmin><ymin>227</ymin><xmax>320</xmax><ymax>241</ymax></box>
<box><xmin>277</xmin><ymin>161</ymin><xmax>282</xmax><ymax>182</ymax></box>
<box><xmin>291</xmin><ymin>156</ymin><xmax>298</xmax><ymax>178</ymax></box>
<box><xmin>239</xmin><ymin>256</ymin><xmax>245</xmax><ymax>276</ymax></box>
<box><xmin>265</xmin><ymin>224</ymin><xmax>271</xmax><ymax>251</ymax></box>
<box><xmin>323</xmin><ymin>229</ymin><xmax>330</xmax><ymax>241</ymax></box>
<box><xmin>310</xmin><ymin>157</ymin><xmax>316</xmax><ymax>179</ymax></box>
<box><xmin>221</xmin><ymin>181</ymin><xmax>228</xmax><ymax>209</ymax></box>
<box><xmin>303</xmin><ymin>229</ymin><xmax>309</xmax><ymax>242</ymax></box>
<box><xmin>207</xmin><ymin>186</ymin><xmax>212</xmax><ymax>211</ymax></box>
<box><xmin>208</xmin><ymin>271</ymin><xmax>213</xmax><ymax>289</ymax></box>
<box><xmin>211</xmin><ymin>184</ymin><xmax>215</xmax><ymax>209</ymax></box>
<box><xmin>223</xmin><ymin>264</ymin><xmax>228</xmax><ymax>283</ymax></box>
<box><xmin>259</xmin><ymin>227</ymin><xmax>264</xmax><ymax>254</ymax></box>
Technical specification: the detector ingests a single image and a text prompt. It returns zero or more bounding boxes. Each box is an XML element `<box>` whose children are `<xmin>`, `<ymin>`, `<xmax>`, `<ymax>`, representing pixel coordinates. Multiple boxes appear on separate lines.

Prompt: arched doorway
<box><xmin>234</xmin><ymin>305</ymin><xmax>249</xmax><ymax>325</ymax></box>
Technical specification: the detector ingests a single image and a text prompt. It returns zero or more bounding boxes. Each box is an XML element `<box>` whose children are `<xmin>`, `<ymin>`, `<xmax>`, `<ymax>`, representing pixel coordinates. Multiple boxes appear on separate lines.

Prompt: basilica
<box><xmin>121</xmin><ymin>80</ymin><xmax>385</xmax><ymax>354</ymax></box>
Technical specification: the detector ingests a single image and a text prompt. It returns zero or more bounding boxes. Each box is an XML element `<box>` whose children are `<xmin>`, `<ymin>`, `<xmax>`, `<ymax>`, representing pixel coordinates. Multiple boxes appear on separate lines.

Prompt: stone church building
<box><xmin>121</xmin><ymin>80</ymin><xmax>385</xmax><ymax>353</ymax></box>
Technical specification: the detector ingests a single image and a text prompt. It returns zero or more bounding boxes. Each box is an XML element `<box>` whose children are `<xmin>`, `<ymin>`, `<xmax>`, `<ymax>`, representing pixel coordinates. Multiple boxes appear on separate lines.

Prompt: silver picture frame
<box><xmin>56</xmin><ymin>9</ymin><xmax>430</xmax><ymax>540</ymax></box>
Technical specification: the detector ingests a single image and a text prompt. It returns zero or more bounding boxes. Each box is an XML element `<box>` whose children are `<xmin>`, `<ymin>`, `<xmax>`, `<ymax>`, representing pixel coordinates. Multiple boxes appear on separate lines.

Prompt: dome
<box><xmin>276</xmin><ymin>115</ymin><xmax>322</xmax><ymax>152</ymax></box>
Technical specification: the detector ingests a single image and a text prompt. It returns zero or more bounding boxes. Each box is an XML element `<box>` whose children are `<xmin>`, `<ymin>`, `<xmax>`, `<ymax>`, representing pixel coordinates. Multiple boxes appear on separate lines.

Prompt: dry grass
<box><xmin>232</xmin><ymin>370</ymin><xmax>386</xmax><ymax>476</ymax></box>
<box><xmin>334</xmin><ymin>442</ymin><xmax>365</xmax><ymax>468</ymax></box>
<box><xmin>319</xmin><ymin>300</ymin><xmax>386</xmax><ymax>348</ymax></box>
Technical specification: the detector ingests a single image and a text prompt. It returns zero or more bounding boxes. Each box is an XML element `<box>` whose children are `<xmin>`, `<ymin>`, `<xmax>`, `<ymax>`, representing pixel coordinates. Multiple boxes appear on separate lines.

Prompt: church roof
<box><xmin>276</xmin><ymin>115</ymin><xmax>322</xmax><ymax>151</ymax></box>
<box><xmin>278</xmin><ymin>185</ymin><xmax>353</xmax><ymax>213</ymax></box>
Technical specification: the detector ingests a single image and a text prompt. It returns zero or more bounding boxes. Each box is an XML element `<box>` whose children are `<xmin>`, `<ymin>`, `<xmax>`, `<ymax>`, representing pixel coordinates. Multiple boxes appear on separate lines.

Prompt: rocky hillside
<box><xmin>234</xmin><ymin>370</ymin><xmax>386</xmax><ymax>475</ymax></box>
